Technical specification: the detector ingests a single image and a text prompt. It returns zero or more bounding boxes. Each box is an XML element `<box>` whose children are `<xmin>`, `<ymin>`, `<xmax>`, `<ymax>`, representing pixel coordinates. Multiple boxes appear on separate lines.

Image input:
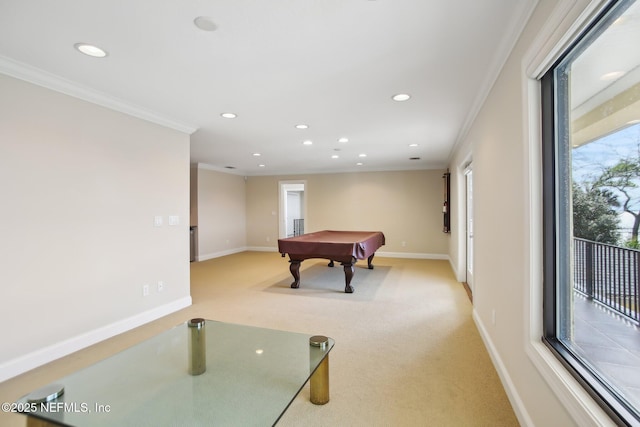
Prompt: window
<box><xmin>542</xmin><ymin>0</ymin><xmax>640</xmax><ymax>424</ymax></box>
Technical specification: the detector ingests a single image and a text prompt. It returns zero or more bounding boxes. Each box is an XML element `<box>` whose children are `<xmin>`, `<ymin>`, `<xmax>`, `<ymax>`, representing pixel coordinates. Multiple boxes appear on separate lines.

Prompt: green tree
<box><xmin>595</xmin><ymin>158</ymin><xmax>640</xmax><ymax>244</ymax></box>
<box><xmin>572</xmin><ymin>181</ymin><xmax>619</xmax><ymax>244</ymax></box>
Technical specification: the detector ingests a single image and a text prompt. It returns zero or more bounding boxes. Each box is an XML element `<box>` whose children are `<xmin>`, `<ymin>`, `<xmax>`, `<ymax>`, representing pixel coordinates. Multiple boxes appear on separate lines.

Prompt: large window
<box><xmin>542</xmin><ymin>0</ymin><xmax>640</xmax><ymax>424</ymax></box>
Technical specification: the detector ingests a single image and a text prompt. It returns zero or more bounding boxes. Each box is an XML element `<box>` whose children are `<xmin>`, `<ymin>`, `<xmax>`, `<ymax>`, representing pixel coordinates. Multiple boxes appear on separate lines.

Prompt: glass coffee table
<box><xmin>17</xmin><ymin>320</ymin><xmax>334</xmax><ymax>426</ymax></box>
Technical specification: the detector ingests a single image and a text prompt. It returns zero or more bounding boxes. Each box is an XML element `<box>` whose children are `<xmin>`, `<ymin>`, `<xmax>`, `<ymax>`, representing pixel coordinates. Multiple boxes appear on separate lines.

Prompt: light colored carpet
<box><xmin>0</xmin><ymin>252</ymin><xmax>519</xmax><ymax>426</ymax></box>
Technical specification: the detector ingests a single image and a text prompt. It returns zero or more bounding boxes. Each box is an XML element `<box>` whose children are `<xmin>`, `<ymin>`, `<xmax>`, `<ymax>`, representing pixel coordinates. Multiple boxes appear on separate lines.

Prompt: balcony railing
<box><xmin>574</xmin><ymin>237</ymin><xmax>640</xmax><ymax>324</ymax></box>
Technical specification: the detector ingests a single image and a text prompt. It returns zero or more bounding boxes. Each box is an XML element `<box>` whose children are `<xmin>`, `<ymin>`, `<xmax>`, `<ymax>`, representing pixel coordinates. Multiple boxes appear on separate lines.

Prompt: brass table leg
<box><xmin>310</xmin><ymin>355</ymin><xmax>330</xmax><ymax>405</ymax></box>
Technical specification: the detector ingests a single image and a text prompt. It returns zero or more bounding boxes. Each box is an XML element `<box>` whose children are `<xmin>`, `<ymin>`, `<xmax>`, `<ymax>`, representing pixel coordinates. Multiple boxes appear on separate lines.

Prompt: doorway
<box><xmin>464</xmin><ymin>166</ymin><xmax>474</xmax><ymax>293</ymax></box>
<box><xmin>279</xmin><ymin>181</ymin><xmax>307</xmax><ymax>238</ymax></box>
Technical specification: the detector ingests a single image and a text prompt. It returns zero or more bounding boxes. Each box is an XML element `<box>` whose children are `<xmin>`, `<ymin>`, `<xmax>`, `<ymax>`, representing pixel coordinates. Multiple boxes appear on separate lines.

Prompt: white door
<box><xmin>286</xmin><ymin>191</ymin><xmax>302</xmax><ymax>237</ymax></box>
<box><xmin>279</xmin><ymin>181</ymin><xmax>306</xmax><ymax>239</ymax></box>
<box><xmin>465</xmin><ymin>167</ymin><xmax>474</xmax><ymax>292</ymax></box>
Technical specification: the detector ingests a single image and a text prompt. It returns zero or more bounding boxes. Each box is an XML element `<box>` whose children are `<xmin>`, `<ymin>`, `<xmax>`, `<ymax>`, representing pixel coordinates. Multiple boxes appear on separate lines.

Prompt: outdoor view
<box><xmin>565</xmin><ymin>0</ymin><xmax>640</xmax><ymax>414</ymax></box>
<box><xmin>571</xmin><ymin>125</ymin><xmax>640</xmax><ymax>405</ymax></box>
<box><xmin>574</xmin><ymin>122</ymin><xmax>640</xmax><ymax>249</ymax></box>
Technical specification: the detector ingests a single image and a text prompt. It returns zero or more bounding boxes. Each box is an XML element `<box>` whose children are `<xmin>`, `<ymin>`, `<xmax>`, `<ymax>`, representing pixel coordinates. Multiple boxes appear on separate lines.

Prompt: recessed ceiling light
<box><xmin>331</xmin><ymin>155</ymin><xmax>339</xmax><ymax>159</ymax></box>
<box><xmin>194</xmin><ymin>16</ymin><xmax>217</xmax><ymax>32</ymax></box>
<box><xmin>392</xmin><ymin>93</ymin><xmax>411</xmax><ymax>101</ymax></box>
<box><xmin>302</xmin><ymin>140</ymin><xmax>313</xmax><ymax>145</ymax></box>
<box><xmin>338</xmin><ymin>137</ymin><xmax>349</xmax><ymax>143</ymax></box>
<box><xmin>359</xmin><ymin>153</ymin><xmax>367</xmax><ymax>158</ymax></box>
<box><xmin>601</xmin><ymin>71</ymin><xmax>625</xmax><ymax>81</ymax></box>
<box><xmin>221</xmin><ymin>113</ymin><xmax>237</xmax><ymax>119</ymax></box>
<box><xmin>356</xmin><ymin>162</ymin><xmax>364</xmax><ymax>166</ymax></box>
<box><xmin>74</xmin><ymin>43</ymin><xmax>108</xmax><ymax>58</ymax></box>
<box><xmin>409</xmin><ymin>143</ymin><xmax>419</xmax><ymax>147</ymax></box>
<box><xmin>295</xmin><ymin>124</ymin><xmax>309</xmax><ymax>129</ymax></box>
<box><xmin>258</xmin><ymin>164</ymin><xmax>265</xmax><ymax>168</ymax></box>
<box><xmin>253</xmin><ymin>153</ymin><xmax>261</xmax><ymax>157</ymax></box>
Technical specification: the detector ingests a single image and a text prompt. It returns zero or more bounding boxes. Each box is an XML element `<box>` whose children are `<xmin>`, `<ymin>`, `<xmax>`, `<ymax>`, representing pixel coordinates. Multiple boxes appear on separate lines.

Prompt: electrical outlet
<box><xmin>157</xmin><ymin>281</ymin><xmax>164</xmax><ymax>292</ymax></box>
<box><xmin>143</xmin><ymin>284</ymin><xmax>150</xmax><ymax>297</ymax></box>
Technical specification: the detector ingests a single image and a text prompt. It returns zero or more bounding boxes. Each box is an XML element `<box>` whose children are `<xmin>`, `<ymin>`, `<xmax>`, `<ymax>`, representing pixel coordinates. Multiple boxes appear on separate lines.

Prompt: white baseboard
<box><xmin>377</xmin><ymin>251</ymin><xmax>449</xmax><ymax>260</ymax></box>
<box><xmin>246</xmin><ymin>246</ymin><xmax>277</xmax><ymax>252</ymax></box>
<box><xmin>197</xmin><ymin>247</ymin><xmax>247</xmax><ymax>261</ymax></box>
<box><xmin>0</xmin><ymin>296</ymin><xmax>192</xmax><ymax>382</ymax></box>
<box><xmin>449</xmin><ymin>257</ymin><xmax>466</xmax><ymax>282</ymax></box>
<box><xmin>473</xmin><ymin>309</ymin><xmax>535</xmax><ymax>427</ymax></box>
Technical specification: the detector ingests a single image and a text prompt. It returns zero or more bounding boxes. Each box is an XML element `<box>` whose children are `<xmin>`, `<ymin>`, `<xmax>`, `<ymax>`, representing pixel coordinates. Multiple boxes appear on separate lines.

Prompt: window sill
<box><xmin>525</xmin><ymin>339</ymin><xmax>620</xmax><ymax>426</ymax></box>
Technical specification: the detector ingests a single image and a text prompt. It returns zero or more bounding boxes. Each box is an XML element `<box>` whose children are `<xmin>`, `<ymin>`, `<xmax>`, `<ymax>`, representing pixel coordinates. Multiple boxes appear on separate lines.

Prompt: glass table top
<box><xmin>18</xmin><ymin>320</ymin><xmax>334</xmax><ymax>426</ymax></box>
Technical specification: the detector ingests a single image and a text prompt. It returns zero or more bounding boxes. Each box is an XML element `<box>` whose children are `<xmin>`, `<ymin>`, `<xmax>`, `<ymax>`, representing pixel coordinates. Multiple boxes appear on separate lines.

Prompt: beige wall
<box><xmin>246</xmin><ymin>170</ymin><xmax>448</xmax><ymax>257</ymax></box>
<box><xmin>195</xmin><ymin>167</ymin><xmax>247</xmax><ymax>260</ymax></box>
<box><xmin>448</xmin><ymin>0</ymin><xmax>616</xmax><ymax>425</ymax></box>
<box><xmin>0</xmin><ymin>74</ymin><xmax>191</xmax><ymax>380</ymax></box>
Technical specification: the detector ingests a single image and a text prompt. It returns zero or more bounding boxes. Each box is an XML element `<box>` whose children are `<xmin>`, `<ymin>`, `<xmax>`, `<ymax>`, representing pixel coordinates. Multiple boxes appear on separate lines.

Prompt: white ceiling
<box><xmin>0</xmin><ymin>0</ymin><xmax>535</xmax><ymax>176</ymax></box>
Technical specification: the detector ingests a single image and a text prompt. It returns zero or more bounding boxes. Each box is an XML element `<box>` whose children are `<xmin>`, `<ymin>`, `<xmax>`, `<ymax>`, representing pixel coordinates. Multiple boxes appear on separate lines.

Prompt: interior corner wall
<box><xmin>0</xmin><ymin>73</ymin><xmax>191</xmax><ymax>381</ymax></box>
<box><xmin>245</xmin><ymin>170</ymin><xmax>448</xmax><ymax>257</ymax></box>
<box><xmin>190</xmin><ymin>165</ymin><xmax>198</xmax><ymax>227</ymax></box>
<box><xmin>195</xmin><ymin>167</ymin><xmax>247</xmax><ymax>260</ymax></box>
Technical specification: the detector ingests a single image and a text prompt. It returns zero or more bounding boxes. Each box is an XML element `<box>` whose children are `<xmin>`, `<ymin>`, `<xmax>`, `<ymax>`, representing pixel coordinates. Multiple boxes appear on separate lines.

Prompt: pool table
<box><xmin>278</xmin><ymin>230</ymin><xmax>385</xmax><ymax>293</ymax></box>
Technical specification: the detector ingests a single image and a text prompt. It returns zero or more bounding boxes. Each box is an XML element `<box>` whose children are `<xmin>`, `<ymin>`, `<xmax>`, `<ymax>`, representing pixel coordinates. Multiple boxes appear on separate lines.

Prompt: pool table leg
<box><xmin>289</xmin><ymin>260</ymin><xmax>301</xmax><ymax>288</ymax></box>
<box><xmin>341</xmin><ymin>262</ymin><xmax>355</xmax><ymax>293</ymax></box>
<box><xmin>367</xmin><ymin>253</ymin><xmax>376</xmax><ymax>269</ymax></box>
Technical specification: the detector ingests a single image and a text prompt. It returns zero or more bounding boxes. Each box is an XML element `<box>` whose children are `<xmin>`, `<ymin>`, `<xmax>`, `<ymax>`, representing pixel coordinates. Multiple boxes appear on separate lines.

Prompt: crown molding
<box><xmin>448</xmin><ymin>0</ymin><xmax>540</xmax><ymax>163</ymax></box>
<box><xmin>0</xmin><ymin>54</ymin><xmax>198</xmax><ymax>135</ymax></box>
